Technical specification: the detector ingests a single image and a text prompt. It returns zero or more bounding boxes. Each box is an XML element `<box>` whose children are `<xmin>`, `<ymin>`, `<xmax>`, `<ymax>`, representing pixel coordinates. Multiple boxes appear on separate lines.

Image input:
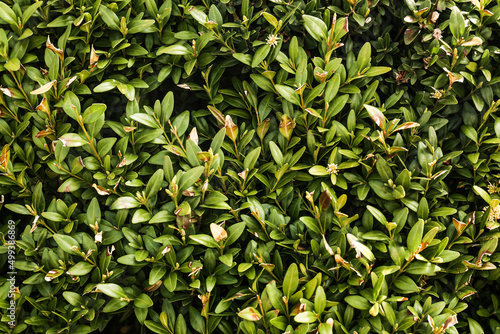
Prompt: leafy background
<box><xmin>0</xmin><ymin>0</ymin><xmax>500</xmax><ymax>333</ymax></box>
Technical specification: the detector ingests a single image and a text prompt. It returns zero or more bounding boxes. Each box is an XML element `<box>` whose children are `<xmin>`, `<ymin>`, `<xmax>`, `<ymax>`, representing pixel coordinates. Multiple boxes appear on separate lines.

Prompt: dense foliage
<box><xmin>1</xmin><ymin>0</ymin><xmax>500</xmax><ymax>333</ymax></box>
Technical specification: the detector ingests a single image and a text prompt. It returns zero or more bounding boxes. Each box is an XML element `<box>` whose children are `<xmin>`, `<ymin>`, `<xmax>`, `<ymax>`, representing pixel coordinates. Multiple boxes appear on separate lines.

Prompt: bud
<box><xmin>188</xmin><ymin>127</ymin><xmax>199</xmax><ymax>145</ymax></box>
<box><xmin>430</xmin><ymin>11</ymin><xmax>439</xmax><ymax>23</ymax></box>
<box><xmin>433</xmin><ymin>28</ymin><xmax>442</xmax><ymax>40</ymax></box>
<box><xmin>238</xmin><ymin>168</ymin><xmax>249</xmax><ymax>181</ymax></box>
<box><xmin>210</xmin><ymin>223</ymin><xmax>227</xmax><ymax>242</ymax></box>
<box><xmin>305</xmin><ymin>191</ymin><xmax>315</xmax><ymax>203</ymax></box>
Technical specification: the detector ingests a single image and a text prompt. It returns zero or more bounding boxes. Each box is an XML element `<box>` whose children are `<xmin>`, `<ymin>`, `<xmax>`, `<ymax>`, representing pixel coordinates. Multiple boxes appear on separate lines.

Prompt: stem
<box><xmin>79</xmin><ymin>121</ymin><xmax>103</xmax><ymax>165</ymax></box>
<box><xmin>9</xmin><ymin>70</ymin><xmax>34</xmax><ymax>110</ymax></box>
<box><xmin>38</xmin><ymin>219</ymin><xmax>57</xmax><ymax>234</ymax></box>
<box><xmin>233</xmin><ymin>140</ymin><xmax>239</xmax><ymax>159</ymax></box>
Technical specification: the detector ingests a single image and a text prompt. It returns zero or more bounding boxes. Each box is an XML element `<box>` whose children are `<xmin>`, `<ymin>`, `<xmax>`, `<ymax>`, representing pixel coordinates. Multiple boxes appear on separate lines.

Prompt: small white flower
<box><xmin>327</xmin><ymin>163</ymin><xmax>339</xmax><ymax>175</ymax></box>
<box><xmin>266</xmin><ymin>34</ymin><xmax>280</xmax><ymax>47</ymax></box>
<box><xmin>95</xmin><ymin>231</ymin><xmax>103</xmax><ymax>243</ymax></box>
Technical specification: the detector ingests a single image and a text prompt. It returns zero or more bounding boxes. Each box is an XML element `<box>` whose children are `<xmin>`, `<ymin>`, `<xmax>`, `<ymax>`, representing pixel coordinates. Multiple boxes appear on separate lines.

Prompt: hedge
<box><xmin>0</xmin><ymin>0</ymin><xmax>500</xmax><ymax>333</ymax></box>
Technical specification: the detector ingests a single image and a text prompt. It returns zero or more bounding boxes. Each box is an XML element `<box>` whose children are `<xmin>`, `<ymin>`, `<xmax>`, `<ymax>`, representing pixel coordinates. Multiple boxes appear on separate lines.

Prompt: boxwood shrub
<box><xmin>1</xmin><ymin>0</ymin><xmax>500</xmax><ymax>333</ymax></box>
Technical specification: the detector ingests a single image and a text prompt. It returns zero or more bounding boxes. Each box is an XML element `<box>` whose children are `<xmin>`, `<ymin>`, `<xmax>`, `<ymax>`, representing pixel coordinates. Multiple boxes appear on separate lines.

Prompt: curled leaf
<box><xmin>31</xmin><ymin>80</ymin><xmax>57</xmax><ymax>95</ymax></box>
<box><xmin>0</xmin><ymin>144</ymin><xmax>10</xmax><ymax>170</ymax></box>
<box><xmin>462</xmin><ymin>36</ymin><xmax>482</xmax><ymax>46</ymax></box>
<box><xmin>90</xmin><ymin>45</ymin><xmax>99</xmax><ymax>71</ymax></box>
<box><xmin>47</xmin><ymin>36</ymin><xmax>64</xmax><ymax>60</ymax></box>
<box><xmin>225</xmin><ymin>115</ymin><xmax>238</xmax><ymax>142</ymax></box>
<box><xmin>364</xmin><ymin>104</ymin><xmax>385</xmax><ymax>129</ymax></box>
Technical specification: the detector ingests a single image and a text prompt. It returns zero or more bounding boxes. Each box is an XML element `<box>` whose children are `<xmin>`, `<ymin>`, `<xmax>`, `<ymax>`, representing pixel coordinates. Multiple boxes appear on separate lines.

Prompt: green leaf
<box><xmin>357</xmin><ymin>42</ymin><xmax>371</xmax><ymax>71</ymax></box>
<box><xmin>59</xmin><ymin>133</ymin><xmax>88</xmax><ymax>147</ymax></box>
<box><xmin>461</xmin><ymin>125</ymin><xmax>478</xmax><ymax>142</ymax></box>
<box><xmin>96</xmin><ymin>283</ymin><xmax>128</xmax><ymax>299</ymax></box>
<box><xmin>131</xmin><ymin>113</ymin><xmax>159</xmax><ymax>128</ymax></box>
<box><xmin>294</xmin><ymin>311</ymin><xmax>317</xmax><ymax>323</ymax></box>
<box><xmin>314</xmin><ymin>286</ymin><xmax>326</xmax><ymax>314</ymax></box>
<box><xmin>405</xmin><ymin>262</ymin><xmax>441</xmax><ymax>275</ymax></box>
<box><xmin>172</xmin><ymin>110</ymin><xmax>190</xmax><ymax>137</ymax></box>
<box><xmin>473</xmin><ymin>186</ymin><xmax>491</xmax><ymax>205</ymax></box>
<box><xmin>134</xmin><ymin>294</ymin><xmax>154</xmax><ymax>308</ymax></box>
<box><xmin>430</xmin><ymin>207</ymin><xmax>457</xmax><ymax>217</ymax></box>
<box><xmin>300</xmin><ymin>216</ymin><xmax>322</xmax><ymax>234</ymax></box>
<box><xmin>145</xmin><ymin>169</ymin><xmax>164</xmax><ymax>199</ymax></box>
<box><xmin>178</xmin><ymin>166</ymin><xmax>204</xmax><ymax>192</ymax></box>
<box><xmin>407</xmin><ymin>219</ymin><xmax>424</xmax><ymax>254</ymax></box>
<box><xmin>190</xmin><ymin>307</ymin><xmax>206</xmax><ymax>333</ymax></box>
<box><xmin>189</xmin><ymin>234</ymin><xmax>219</xmax><ymax>248</ymax></box>
<box><xmin>145</xmin><ymin>320</ymin><xmax>169</xmax><ymax>334</ymax></box>
<box><xmin>417</xmin><ymin>198</ymin><xmax>429</xmax><ymax>220</ymax></box>
<box><xmin>188</xmin><ymin>6</ymin><xmax>208</xmax><ymax>25</ymax></box>
<box><xmin>393</xmin><ymin>276</ymin><xmax>420</xmax><ymax>293</ymax></box>
<box><xmin>283</xmin><ymin>263</ymin><xmax>298</xmax><ymax>298</ymax></box>
<box><xmin>110</xmin><ymin>197</ymin><xmax>141</xmax><ymax>210</ymax></box>
<box><xmin>345</xmin><ymin>295</ymin><xmax>371</xmax><ymax>310</ymax></box>
<box><xmin>252</xmin><ymin>44</ymin><xmax>271</xmax><ymax>68</ymax></box>
<box><xmin>53</xmin><ymin>234</ymin><xmax>80</xmax><ymax>255</ymax></box>
<box><xmin>309</xmin><ymin>165</ymin><xmax>329</xmax><ymax>176</ymax></box>
<box><xmin>450</xmin><ymin>6</ymin><xmax>465</xmax><ymax>40</ymax></box>
<box><xmin>22</xmin><ymin>2</ymin><xmax>42</xmax><ymax>25</ymax></box>
<box><xmin>41</xmin><ymin>212</ymin><xmax>65</xmax><ymax>222</ymax></box>
<box><xmin>5</xmin><ymin>204</ymin><xmax>32</xmax><ymax>215</ymax></box>
<box><xmin>128</xmin><ymin>19</ymin><xmax>155</xmax><ymax>34</ymax></box>
<box><xmin>5</xmin><ymin>57</ymin><xmax>20</xmax><ymax>71</ymax></box>
<box><xmin>233</xmin><ymin>53</ymin><xmax>252</xmax><ymax>66</ymax></box>
<box><xmin>364</xmin><ymin>67</ymin><xmax>392</xmax><ymax>77</ymax></box>
<box><xmin>63</xmin><ymin>291</ymin><xmax>84</xmax><ymax>307</ymax></box>
<box><xmin>99</xmin><ymin>5</ymin><xmax>120</xmax><ymax>30</ymax></box>
<box><xmin>225</xmin><ymin>222</ymin><xmax>246</xmax><ymax>246</ymax></box>
<box><xmin>468</xmin><ymin>318</ymin><xmax>484</xmax><ymax>334</ymax></box>
<box><xmin>303</xmin><ymin>14</ymin><xmax>327</xmax><ymax>42</ymax></box>
<box><xmin>0</xmin><ymin>1</ymin><xmax>17</xmax><ymax>25</ymax></box>
<box><xmin>238</xmin><ymin>307</ymin><xmax>262</xmax><ymax>321</ymax></box>
<box><xmin>269</xmin><ymin>141</ymin><xmax>284</xmax><ymax>166</ymax></box>
<box><xmin>149</xmin><ymin>266</ymin><xmax>167</xmax><ymax>285</ymax></box>
<box><xmin>275</xmin><ymin>85</ymin><xmax>301</xmax><ymax>106</ymax></box>
<box><xmin>376</xmin><ymin>156</ymin><xmax>393</xmax><ymax>181</ymax></box>
<box><xmin>67</xmin><ymin>262</ymin><xmax>94</xmax><ymax>276</ymax></box>
<box><xmin>175</xmin><ymin>314</ymin><xmax>187</xmax><ymax>334</ymax></box>
<box><xmin>266</xmin><ymin>283</ymin><xmax>286</xmax><ymax>313</ymax></box>
<box><xmin>366</xmin><ymin>206</ymin><xmax>387</xmax><ymax>224</ymax></box>
<box><xmin>82</xmin><ymin>104</ymin><xmax>106</xmax><ymax>124</ymax></box>
<box><xmin>157</xmin><ymin>44</ymin><xmax>192</xmax><ymax>55</ymax></box>
<box><xmin>57</xmin><ymin>178</ymin><xmax>83</xmax><ymax>193</ymax></box>
<box><xmin>244</xmin><ymin>146</ymin><xmax>261</xmax><ymax>170</ymax></box>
